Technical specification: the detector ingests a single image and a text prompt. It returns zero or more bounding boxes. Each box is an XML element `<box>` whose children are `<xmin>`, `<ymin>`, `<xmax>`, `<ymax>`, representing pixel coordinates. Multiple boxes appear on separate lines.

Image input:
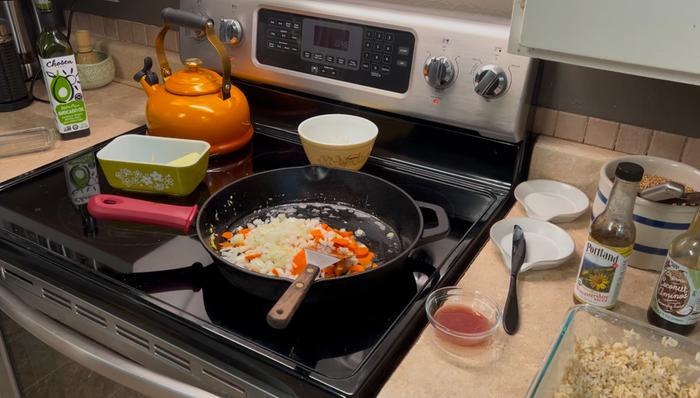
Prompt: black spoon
<box><xmin>503</xmin><ymin>224</ymin><xmax>526</xmax><ymax>335</ymax></box>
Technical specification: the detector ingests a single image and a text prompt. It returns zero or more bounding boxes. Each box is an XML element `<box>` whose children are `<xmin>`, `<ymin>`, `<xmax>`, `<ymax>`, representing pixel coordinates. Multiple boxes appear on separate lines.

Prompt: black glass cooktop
<box><xmin>0</xmin><ymin>82</ymin><xmax>525</xmax><ymax>397</ymax></box>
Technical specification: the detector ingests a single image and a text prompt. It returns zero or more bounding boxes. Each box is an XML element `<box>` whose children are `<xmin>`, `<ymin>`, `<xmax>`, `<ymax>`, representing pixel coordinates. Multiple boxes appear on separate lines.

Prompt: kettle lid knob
<box><xmin>185</xmin><ymin>58</ymin><xmax>203</xmax><ymax>71</ymax></box>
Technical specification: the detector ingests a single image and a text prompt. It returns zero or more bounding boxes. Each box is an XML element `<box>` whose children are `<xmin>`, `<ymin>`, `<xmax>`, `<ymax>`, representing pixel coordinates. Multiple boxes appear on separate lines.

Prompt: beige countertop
<box><xmin>380</xmin><ymin>203</ymin><xmax>700</xmax><ymax>398</ymax></box>
<box><xmin>379</xmin><ymin>135</ymin><xmax>700</xmax><ymax>396</ymax></box>
<box><xmin>0</xmin><ymin>82</ymin><xmax>145</xmax><ymax>183</ymax></box>
<box><xmin>3</xmin><ymin>83</ymin><xmax>699</xmax><ymax>397</ymax></box>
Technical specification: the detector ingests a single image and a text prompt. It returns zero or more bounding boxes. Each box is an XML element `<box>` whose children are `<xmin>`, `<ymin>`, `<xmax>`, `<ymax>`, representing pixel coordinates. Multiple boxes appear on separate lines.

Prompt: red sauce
<box><xmin>433</xmin><ymin>304</ymin><xmax>493</xmax><ymax>346</ymax></box>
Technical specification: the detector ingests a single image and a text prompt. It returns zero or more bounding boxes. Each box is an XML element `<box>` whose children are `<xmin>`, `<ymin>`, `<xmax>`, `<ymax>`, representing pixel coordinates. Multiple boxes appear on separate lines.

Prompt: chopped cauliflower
<box><xmin>554</xmin><ymin>336</ymin><xmax>700</xmax><ymax>398</ymax></box>
<box><xmin>217</xmin><ymin>214</ymin><xmax>375</xmax><ymax>278</ymax></box>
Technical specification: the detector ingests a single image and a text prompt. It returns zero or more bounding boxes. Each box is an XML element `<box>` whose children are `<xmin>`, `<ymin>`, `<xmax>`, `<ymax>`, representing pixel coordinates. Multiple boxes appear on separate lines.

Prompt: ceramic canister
<box><xmin>593</xmin><ymin>155</ymin><xmax>700</xmax><ymax>271</ymax></box>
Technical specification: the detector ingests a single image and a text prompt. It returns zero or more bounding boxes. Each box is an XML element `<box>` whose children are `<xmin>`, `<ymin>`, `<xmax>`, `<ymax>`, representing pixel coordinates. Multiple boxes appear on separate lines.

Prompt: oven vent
<box><xmin>75</xmin><ymin>304</ymin><xmax>107</xmax><ymax>328</ymax></box>
<box><xmin>2</xmin><ymin>268</ymin><xmax>33</xmax><ymax>287</ymax></box>
<box><xmin>36</xmin><ymin>234</ymin><xmax>49</xmax><ymax>249</ymax></box>
<box><xmin>41</xmin><ymin>288</ymin><xmax>71</xmax><ymax>310</ymax></box>
<box><xmin>48</xmin><ymin>240</ymin><xmax>65</xmax><ymax>256</ymax></box>
<box><xmin>154</xmin><ymin>344</ymin><xmax>191</xmax><ymax>372</ymax></box>
<box><xmin>115</xmin><ymin>324</ymin><xmax>150</xmax><ymax>350</ymax></box>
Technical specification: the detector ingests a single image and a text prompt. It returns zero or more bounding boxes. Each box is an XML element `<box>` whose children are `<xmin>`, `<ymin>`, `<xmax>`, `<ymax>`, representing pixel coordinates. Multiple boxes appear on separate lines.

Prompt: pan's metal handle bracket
<box><xmin>415</xmin><ymin>201</ymin><xmax>450</xmax><ymax>244</ymax></box>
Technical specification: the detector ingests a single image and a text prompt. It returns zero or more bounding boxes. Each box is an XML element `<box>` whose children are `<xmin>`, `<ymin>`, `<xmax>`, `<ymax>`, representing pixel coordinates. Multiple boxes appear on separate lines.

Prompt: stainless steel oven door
<box><xmin>0</xmin><ymin>284</ymin><xmax>219</xmax><ymax>398</ymax></box>
<box><xmin>0</xmin><ymin>257</ymin><xmax>272</xmax><ymax>398</ymax></box>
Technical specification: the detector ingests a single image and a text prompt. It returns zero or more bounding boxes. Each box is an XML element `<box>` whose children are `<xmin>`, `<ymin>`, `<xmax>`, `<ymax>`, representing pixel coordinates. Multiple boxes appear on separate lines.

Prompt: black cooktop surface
<box><xmin>0</xmin><ymin>82</ymin><xmax>524</xmax><ymax>397</ymax></box>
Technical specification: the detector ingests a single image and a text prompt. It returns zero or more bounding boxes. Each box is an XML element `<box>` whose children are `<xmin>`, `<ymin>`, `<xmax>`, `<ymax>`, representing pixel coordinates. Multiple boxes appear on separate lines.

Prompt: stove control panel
<box><xmin>178</xmin><ymin>0</ymin><xmax>535</xmax><ymax>143</ymax></box>
<box><xmin>256</xmin><ymin>9</ymin><xmax>415</xmax><ymax>93</ymax></box>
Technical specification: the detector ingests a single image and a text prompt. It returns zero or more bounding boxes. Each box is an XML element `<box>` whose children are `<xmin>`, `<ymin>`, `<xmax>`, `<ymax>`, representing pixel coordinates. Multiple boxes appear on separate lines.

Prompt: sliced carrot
<box><xmin>271</xmin><ymin>268</ymin><xmax>279</xmax><ymax>276</ymax></box>
<box><xmin>336</xmin><ymin>230</ymin><xmax>353</xmax><ymax>237</ymax></box>
<box><xmin>292</xmin><ymin>250</ymin><xmax>306</xmax><ymax>268</ymax></box>
<box><xmin>323</xmin><ymin>267</ymin><xmax>335</xmax><ymax>277</ymax></box>
<box><xmin>218</xmin><ymin>242</ymin><xmax>233</xmax><ymax>248</ymax></box>
<box><xmin>334</xmin><ymin>265</ymin><xmax>346</xmax><ymax>276</ymax></box>
<box><xmin>321</xmin><ymin>223</ymin><xmax>331</xmax><ymax>231</ymax></box>
<box><xmin>244</xmin><ymin>252</ymin><xmax>262</xmax><ymax>261</ymax></box>
<box><xmin>291</xmin><ymin>250</ymin><xmax>307</xmax><ymax>275</ymax></box>
<box><xmin>332</xmin><ymin>237</ymin><xmax>349</xmax><ymax>246</ymax></box>
<box><xmin>358</xmin><ymin>252</ymin><xmax>375</xmax><ymax>266</ymax></box>
<box><xmin>233</xmin><ymin>241</ymin><xmax>245</xmax><ymax>247</ymax></box>
<box><xmin>347</xmin><ymin>241</ymin><xmax>357</xmax><ymax>250</ymax></box>
<box><xmin>238</xmin><ymin>228</ymin><xmax>251</xmax><ymax>235</ymax></box>
<box><xmin>353</xmin><ymin>246</ymin><xmax>369</xmax><ymax>256</ymax></box>
<box><xmin>221</xmin><ymin>231</ymin><xmax>234</xmax><ymax>240</ymax></box>
<box><xmin>310</xmin><ymin>229</ymin><xmax>324</xmax><ymax>239</ymax></box>
<box><xmin>349</xmin><ymin>265</ymin><xmax>365</xmax><ymax>273</ymax></box>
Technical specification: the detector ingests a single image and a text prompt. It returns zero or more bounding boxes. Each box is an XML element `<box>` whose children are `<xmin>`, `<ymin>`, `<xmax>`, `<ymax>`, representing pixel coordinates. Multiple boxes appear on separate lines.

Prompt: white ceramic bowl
<box><xmin>514</xmin><ymin>180</ymin><xmax>589</xmax><ymax>223</ymax></box>
<box><xmin>490</xmin><ymin>217</ymin><xmax>575</xmax><ymax>273</ymax></box>
<box><xmin>593</xmin><ymin>155</ymin><xmax>700</xmax><ymax>271</ymax></box>
<box><xmin>298</xmin><ymin>114</ymin><xmax>378</xmax><ymax>171</ymax></box>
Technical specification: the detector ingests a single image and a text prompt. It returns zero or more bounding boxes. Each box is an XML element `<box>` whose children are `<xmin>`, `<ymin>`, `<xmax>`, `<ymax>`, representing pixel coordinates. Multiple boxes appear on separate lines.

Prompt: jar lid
<box><xmin>615</xmin><ymin>162</ymin><xmax>644</xmax><ymax>182</ymax></box>
<box><xmin>164</xmin><ymin>58</ymin><xmax>221</xmax><ymax>96</ymax></box>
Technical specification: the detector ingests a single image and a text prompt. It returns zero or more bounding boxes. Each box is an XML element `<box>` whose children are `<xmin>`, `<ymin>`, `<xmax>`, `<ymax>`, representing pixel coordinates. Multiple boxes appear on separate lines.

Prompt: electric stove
<box><xmin>0</xmin><ymin>1</ymin><xmax>534</xmax><ymax>397</ymax></box>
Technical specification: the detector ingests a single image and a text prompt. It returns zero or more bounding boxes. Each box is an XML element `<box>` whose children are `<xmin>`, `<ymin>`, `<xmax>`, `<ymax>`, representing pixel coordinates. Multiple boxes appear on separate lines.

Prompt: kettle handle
<box><xmin>156</xmin><ymin>8</ymin><xmax>232</xmax><ymax>100</ymax></box>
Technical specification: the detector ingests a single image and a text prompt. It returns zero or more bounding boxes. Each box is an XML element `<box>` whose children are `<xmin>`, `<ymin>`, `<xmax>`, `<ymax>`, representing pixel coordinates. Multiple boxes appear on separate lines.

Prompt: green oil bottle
<box><xmin>34</xmin><ymin>0</ymin><xmax>90</xmax><ymax>139</ymax></box>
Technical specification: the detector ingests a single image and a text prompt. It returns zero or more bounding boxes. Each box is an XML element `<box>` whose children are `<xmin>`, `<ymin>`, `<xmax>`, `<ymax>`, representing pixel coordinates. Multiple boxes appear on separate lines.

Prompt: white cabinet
<box><xmin>508</xmin><ymin>0</ymin><xmax>700</xmax><ymax>85</ymax></box>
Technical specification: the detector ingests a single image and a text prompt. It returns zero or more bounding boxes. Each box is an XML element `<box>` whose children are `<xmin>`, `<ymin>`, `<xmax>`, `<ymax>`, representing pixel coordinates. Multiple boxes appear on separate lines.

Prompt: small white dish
<box><xmin>514</xmin><ymin>180</ymin><xmax>589</xmax><ymax>223</ymax></box>
<box><xmin>489</xmin><ymin>217</ymin><xmax>575</xmax><ymax>273</ymax></box>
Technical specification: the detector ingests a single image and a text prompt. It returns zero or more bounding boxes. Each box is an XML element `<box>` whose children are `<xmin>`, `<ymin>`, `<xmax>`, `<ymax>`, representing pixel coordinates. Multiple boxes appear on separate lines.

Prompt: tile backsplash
<box><xmin>69</xmin><ymin>12</ymin><xmax>179</xmax><ymax>52</ymax></box>
<box><xmin>532</xmin><ymin>106</ymin><xmax>699</xmax><ymax>169</ymax></box>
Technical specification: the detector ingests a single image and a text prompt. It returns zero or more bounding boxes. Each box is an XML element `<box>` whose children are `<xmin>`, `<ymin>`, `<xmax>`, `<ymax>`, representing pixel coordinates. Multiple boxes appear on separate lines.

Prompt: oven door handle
<box><xmin>0</xmin><ymin>284</ymin><xmax>220</xmax><ymax>398</ymax></box>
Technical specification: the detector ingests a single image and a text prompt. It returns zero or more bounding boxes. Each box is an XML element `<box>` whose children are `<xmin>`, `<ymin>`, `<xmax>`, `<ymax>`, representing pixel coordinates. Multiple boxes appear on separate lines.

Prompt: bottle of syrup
<box><xmin>647</xmin><ymin>207</ymin><xmax>700</xmax><ymax>335</ymax></box>
<box><xmin>573</xmin><ymin>162</ymin><xmax>644</xmax><ymax>309</ymax></box>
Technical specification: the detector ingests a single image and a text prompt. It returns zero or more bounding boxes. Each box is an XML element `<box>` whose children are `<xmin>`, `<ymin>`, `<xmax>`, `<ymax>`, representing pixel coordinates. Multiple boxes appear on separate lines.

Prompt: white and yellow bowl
<box><xmin>97</xmin><ymin>135</ymin><xmax>210</xmax><ymax>196</ymax></box>
<box><xmin>297</xmin><ymin>114</ymin><xmax>378</xmax><ymax>171</ymax></box>
<box><xmin>593</xmin><ymin>155</ymin><xmax>700</xmax><ymax>271</ymax></box>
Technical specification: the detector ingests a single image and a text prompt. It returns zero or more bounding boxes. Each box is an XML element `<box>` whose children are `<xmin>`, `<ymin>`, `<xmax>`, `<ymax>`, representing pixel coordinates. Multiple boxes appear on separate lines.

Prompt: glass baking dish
<box><xmin>526</xmin><ymin>305</ymin><xmax>700</xmax><ymax>397</ymax></box>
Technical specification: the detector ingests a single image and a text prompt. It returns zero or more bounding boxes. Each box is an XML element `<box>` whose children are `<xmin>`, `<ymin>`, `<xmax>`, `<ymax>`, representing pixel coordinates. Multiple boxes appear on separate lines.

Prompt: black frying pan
<box><xmin>89</xmin><ymin>166</ymin><xmax>449</xmax><ymax>327</ymax></box>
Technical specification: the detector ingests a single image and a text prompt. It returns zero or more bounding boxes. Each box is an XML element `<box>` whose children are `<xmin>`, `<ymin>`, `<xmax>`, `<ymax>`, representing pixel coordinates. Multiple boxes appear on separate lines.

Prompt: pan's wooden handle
<box><xmin>266</xmin><ymin>265</ymin><xmax>319</xmax><ymax>329</ymax></box>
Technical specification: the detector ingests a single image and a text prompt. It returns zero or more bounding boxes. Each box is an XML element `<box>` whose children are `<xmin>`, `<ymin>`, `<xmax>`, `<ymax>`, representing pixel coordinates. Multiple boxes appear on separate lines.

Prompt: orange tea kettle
<box><xmin>134</xmin><ymin>8</ymin><xmax>252</xmax><ymax>156</ymax></box>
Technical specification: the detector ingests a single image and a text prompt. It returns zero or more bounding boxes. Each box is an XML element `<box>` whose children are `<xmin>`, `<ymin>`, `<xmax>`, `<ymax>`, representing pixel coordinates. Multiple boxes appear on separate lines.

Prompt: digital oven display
<box><xmin>313</xmin><ymin>26</ymin><xmax>350</xmax><ymax>51</ymax></box>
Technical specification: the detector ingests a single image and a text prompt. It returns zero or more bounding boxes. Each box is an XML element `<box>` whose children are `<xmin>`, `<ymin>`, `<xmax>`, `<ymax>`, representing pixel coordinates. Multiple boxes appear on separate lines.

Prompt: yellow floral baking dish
<box><xmin>97</xmin><ymin>135</ymin><xmax>210</xmax><ymax>196</ymax></box>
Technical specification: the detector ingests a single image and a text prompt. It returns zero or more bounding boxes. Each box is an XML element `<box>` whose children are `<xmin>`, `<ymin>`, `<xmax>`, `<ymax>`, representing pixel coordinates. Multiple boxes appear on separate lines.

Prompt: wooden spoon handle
<box><xmin>266</xmin><ymin>265</ymin><xmax>320</xmax><ymax>329</ymax></box>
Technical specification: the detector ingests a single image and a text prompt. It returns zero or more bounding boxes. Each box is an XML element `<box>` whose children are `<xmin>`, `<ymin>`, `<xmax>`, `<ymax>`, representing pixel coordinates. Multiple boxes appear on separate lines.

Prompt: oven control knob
<box><xmin>423</xmin><ymin>56</ymin><xmax>456</xmax><ymax>89</ymax></box>
<box><xmin>219</xmin><ymin>18</ymin><xmax>243</xmax><ymax>45</ymax></box>
<box><xmin>474</xmin><ymin>65</ymin><xmax>507</xmax><ymax>98</ymax></box>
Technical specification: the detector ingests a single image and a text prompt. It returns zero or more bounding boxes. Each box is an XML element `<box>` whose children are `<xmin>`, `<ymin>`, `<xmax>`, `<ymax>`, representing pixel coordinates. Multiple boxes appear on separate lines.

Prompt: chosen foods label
<box><xmin>63</xmin><ymin>153</ymin><xmax>100</xmax><ymax>205</ymax></box>
<box><xmin>574</xmin><ymin>239</ymin><xmax>632</xmax><ymax>307</ymax></box>
<box><xmin>650</xmin><ymin>256</ymin><xmax>700</xmax><ymax>325</ymax></box>
<box><xmin>39</xmin><ymin>55</ymin><xmax>90</xmax><ymax>135</ymax></box>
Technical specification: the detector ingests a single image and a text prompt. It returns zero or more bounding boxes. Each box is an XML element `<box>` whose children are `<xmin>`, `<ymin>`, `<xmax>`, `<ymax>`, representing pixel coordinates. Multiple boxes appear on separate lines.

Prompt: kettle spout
<box><xmin>133</xmin><ymin>57</ymin><xmax>160</xmax><ymax>96</ymax></box>
<box><xmin>138</xmin><ymin>77</ymin><xmax>159</xmax><ymax>97</ymax></box>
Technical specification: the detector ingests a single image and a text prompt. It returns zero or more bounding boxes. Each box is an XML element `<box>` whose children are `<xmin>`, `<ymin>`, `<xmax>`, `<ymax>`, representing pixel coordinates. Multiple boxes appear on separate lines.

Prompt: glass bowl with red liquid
<box><xmin>425</xmin><ymin>287</ymin><xmax>501</xmax><ymax>347</ymax></box>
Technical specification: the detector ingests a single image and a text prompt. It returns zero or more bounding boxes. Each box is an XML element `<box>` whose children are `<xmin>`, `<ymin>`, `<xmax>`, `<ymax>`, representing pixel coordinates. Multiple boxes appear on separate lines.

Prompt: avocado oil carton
<box><xmin>35</xmin><ymin>0</ymin><xmax>90</xmax><ymax>139</ymax></box>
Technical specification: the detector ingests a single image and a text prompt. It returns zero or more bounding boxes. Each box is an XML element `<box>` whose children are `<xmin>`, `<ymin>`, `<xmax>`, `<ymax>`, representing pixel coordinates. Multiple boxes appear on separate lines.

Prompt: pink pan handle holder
<box><xmin>87</xmin><ymin>194</ymin><xmax>198</xmax><ymax>233</ymax></box>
